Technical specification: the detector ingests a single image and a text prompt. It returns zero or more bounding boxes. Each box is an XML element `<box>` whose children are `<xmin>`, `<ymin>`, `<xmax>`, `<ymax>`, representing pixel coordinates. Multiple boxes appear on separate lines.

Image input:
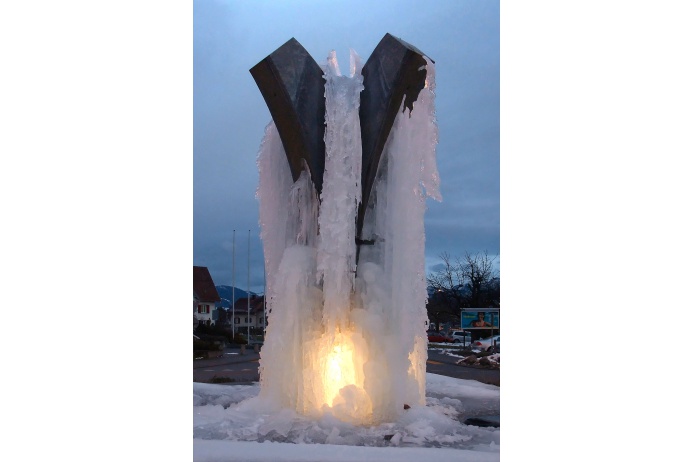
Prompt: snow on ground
<box><xmin>432</xmin><ymin>346</ymin><xmax>501</xmax><ymax>367</ymax></box>
<box><xmin>194</xmin><ymin>373</ymin><xmax>500</xmax><ymax>462</ymax></box>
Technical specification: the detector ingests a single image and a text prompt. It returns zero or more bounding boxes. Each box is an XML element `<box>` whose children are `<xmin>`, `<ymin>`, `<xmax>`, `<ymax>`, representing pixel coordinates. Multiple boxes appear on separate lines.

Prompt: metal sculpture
<box><xmin>250</xmin><ymin>33</ymin><xmax>431</xmax><ymax>245</ymax></box>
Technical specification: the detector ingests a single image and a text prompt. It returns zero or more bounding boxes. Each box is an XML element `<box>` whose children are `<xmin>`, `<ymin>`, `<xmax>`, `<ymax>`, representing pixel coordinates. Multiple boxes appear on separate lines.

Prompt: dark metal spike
<box><xmin>357</xmin><ymin>33</ymin><xmax>430</xmax><ymax>239</ymax></box>
<box><xmin>249</xmin><ymin>38</ymin><xmax>326</xmax><ymax>194</ymax></box>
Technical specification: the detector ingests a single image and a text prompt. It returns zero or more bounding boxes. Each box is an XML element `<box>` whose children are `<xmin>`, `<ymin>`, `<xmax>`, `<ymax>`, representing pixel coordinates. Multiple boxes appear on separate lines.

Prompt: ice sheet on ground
<box><xmin>194</xmin><ymin>373</ymin><xmax>499</xmax><ymax>456</ymax></box>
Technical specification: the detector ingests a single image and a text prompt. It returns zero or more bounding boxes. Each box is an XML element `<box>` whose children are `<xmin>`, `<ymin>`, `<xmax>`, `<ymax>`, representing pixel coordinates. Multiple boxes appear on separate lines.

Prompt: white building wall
<box><xmin>195</xmin><ymin>301</ymin><xmax>216</xmax><ymax>324</ymax></box>
<box><xmin>233</xmin><ymin>313</ymin><xmax>266</xmax><ymax>331</ymax></box>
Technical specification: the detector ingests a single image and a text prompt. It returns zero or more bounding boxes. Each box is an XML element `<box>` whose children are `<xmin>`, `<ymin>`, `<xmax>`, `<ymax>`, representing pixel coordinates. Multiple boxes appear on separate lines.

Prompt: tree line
<box><xmin>426</xmin><ymin>251</ymin><xmax>500</xmax><ymax>332</ymax></box>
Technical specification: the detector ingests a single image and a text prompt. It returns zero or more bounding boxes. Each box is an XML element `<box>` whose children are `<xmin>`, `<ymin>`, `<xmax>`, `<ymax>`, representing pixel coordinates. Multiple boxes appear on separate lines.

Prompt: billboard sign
<box><xmin>461</xmin><ymin>309</ymin><xmax>500</xmax><ymax>330</ymax></box>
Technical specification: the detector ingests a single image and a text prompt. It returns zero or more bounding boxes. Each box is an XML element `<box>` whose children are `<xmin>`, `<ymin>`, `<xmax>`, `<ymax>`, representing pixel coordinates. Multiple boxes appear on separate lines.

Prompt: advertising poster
<box><xmin>461</xmin><ymin>310</ymin><xmax>500</xmax><ymax>330</ymax></box>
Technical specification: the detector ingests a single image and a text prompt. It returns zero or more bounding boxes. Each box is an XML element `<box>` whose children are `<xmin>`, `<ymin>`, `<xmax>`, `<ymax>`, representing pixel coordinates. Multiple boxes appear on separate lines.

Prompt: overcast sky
<box><xmin>193</xmin><ymin>0</ymin><xmax>499</xmax><ymax>293</ymax></box>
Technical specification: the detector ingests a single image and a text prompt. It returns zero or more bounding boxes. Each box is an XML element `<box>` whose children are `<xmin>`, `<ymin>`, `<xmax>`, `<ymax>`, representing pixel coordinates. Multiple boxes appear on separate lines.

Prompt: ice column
<box><xmin>356</xmin><ymin>56</ymin><xmax>441</xmax><ymax>419</ymax></box>
<box><xmin>316</xmin><ymin>50</ymin><xmax>364</xmax><ymax>335</ymax></box>
<box><xmin>256</xmin><ymin>50</ymin><xmax>440</xmax><ymax>425</ymax></box>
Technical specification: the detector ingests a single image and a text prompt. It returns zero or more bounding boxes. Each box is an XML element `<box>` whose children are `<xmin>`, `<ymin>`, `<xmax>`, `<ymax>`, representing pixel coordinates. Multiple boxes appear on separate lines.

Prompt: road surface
<box><xmin>193</xmin><ymin>347</ymin><xmax>500</xmax><ymax>386</ymax></box>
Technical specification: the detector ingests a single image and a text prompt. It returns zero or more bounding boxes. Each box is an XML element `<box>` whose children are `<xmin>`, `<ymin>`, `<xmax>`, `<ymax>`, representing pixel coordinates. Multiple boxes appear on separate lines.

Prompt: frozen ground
<box><xmin>194</xmin><ymin>373</ymin><xmax>500</xmax><ymax>461</ymax></box>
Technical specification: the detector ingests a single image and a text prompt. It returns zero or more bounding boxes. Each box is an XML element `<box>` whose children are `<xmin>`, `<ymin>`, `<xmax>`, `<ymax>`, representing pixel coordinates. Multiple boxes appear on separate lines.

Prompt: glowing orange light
<box><xmin>323</xmin><ymin>337</ymin><xmax>357</xmax><ymax>406</ymax></box>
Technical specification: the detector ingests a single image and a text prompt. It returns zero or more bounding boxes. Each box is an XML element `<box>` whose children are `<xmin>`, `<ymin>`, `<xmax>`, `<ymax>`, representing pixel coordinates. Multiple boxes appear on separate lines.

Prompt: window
<box><xmin>197</xmin><ymin>305</ymin><xmax>212</xmax><ymax>314</ymax></box>
<box><xmin>234</xmin><ymin>317</ymin><xmax>240</xmax><ymax>324</ymax></box>
<box><xmin>244</xmin><ymin>317</ymin><xmax>249</xmax><ymax>323</ymax></box>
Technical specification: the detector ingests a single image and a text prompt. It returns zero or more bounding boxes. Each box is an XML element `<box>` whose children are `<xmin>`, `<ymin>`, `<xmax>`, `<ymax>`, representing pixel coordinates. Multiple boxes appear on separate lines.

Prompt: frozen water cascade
<box><xmin>255</xmin><ymin>50</ymin><xmax>441</xmax><ymax>426</ymax></box>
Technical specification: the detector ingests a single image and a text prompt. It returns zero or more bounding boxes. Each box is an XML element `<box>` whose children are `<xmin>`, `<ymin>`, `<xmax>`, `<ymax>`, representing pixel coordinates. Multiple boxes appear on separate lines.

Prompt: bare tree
<box><xmin>460</xmin><ymin>250</ymin><xmax>499</xmax><ymax>308</ymax></box>
<box><xmin>426</xmin><ymin>252</ymin><xmax>464</xmax><ymax>331</ymax></box>
<box><xmin>426</xmin><ymin>251</ymin><xmax>500</xmax><ymax>329</ymax></box>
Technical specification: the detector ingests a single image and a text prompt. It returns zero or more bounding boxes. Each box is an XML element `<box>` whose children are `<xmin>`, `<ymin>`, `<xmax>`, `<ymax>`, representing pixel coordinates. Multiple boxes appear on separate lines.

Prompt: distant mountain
<box><xmin>216</xmin><ymin>285</ymin><xmax>258</xmax><ymax>308</ymax></box>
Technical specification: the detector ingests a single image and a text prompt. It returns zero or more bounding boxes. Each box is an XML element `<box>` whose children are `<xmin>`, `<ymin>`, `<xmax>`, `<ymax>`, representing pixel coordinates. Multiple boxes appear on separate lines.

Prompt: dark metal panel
<box><xmin>357</xmin><ymin>33</ymin><xmax>430</xmax><ymax>239</ymax></box>
<box><xmin>249</xmin><ymin>38</ymin><xmax>326</xmax><ymax>194</ymax></box>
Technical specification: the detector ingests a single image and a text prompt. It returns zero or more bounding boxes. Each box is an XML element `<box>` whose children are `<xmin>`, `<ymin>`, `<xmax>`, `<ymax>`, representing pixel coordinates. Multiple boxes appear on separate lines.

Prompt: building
<box><xmin>231</xmin><ymin>295</ymin><xmax>266</xmax><ymax>334</ymax></box>
<box><xmin>193</xmin><ymin>266</ymin><xmax>221</xmax><ymax>326</ymax></box>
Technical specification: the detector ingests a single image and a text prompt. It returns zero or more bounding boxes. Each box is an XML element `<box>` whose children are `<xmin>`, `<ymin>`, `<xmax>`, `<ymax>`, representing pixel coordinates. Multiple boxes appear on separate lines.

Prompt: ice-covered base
<box><xmin>194</xmin><ymin>373</ymin><xmax>499</xmax><ymax>461</ymax></box>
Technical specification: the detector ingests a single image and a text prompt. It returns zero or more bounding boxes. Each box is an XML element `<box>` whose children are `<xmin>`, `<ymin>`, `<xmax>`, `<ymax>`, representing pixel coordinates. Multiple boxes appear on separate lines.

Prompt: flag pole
<box><xmin>247</xmin><ymin>229</ymin><xmax>251</xmax><ymax>343</ymax></box>
<box><xmin>232</xmin><ymin>229</ymin><xmax>235</xmax><ymax>339</ymax></box>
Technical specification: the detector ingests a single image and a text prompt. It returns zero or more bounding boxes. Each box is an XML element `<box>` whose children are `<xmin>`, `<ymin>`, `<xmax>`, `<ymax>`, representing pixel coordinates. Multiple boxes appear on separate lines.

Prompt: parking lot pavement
<box><xmin>426</xmin><ymin>350</ymin><xmax>500</xmax><ymax>386</ymax></box>
<box><xmin>194</xmin><ymin>347</ymin><xmax>260</xmax><ymax>364</ymax></box>
<box><xmin>193</xmin><ymin>347</ymin><xmax>262</xmax><ymax>383</ymax></box>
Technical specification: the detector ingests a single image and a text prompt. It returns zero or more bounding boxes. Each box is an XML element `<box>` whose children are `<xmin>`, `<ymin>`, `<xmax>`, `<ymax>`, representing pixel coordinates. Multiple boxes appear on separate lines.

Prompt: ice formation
<box><xmin>255</xmin><ymin>49</ymin><xmax>440</xmax><ymax>425</ymax></box>
<box><xmin>193</xmin><ymin>374</ymin><xmax>500</xmax><ymax>451</ymax></box>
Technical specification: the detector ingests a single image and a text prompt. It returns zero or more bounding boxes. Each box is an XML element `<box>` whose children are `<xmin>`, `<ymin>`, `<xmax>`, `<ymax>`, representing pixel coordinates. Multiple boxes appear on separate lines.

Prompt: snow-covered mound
<box><xmin>193</xmin><ymin>373</ymin><xmax>500</xmax><ymax>461</ymax></box>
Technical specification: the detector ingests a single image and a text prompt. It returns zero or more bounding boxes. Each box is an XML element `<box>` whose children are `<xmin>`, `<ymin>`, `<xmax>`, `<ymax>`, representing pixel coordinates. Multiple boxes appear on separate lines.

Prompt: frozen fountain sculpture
<box><xmin>251</xmin><ymin>34</ymin><xmax>441</xmax><ymax>425</ymax></box>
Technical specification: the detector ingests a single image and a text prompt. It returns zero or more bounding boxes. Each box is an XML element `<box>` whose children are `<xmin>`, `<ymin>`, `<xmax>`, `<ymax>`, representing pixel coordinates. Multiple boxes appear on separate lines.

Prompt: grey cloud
<box><xmin>194</xmin><ymin>0</ymin><xmax>499</xmax><ymax>288</ymax></box>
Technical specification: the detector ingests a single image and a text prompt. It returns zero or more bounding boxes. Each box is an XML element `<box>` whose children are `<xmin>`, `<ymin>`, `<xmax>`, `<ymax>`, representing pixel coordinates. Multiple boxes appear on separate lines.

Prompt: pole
<box><xmin>263</xmin><ymin>260</ymin><xmax>266</xmax><ymax>338</ymax></box>
<box><xmin>247</xmin><ymin>229</ymin><xmax>251</xmax><ymax>343</ymax></box>
<box><xmin>232</xmin><ymin>229</ymin><xmax>235</xmax><ymax>339</ymax></box>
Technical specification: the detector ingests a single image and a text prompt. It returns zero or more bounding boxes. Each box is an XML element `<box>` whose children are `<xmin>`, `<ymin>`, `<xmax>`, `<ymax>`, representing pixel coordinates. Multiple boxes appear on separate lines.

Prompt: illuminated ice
<box><xmin>255</xmin><ymin>49</ymin><xmax>441</xmax><ymax>425</ymax></box>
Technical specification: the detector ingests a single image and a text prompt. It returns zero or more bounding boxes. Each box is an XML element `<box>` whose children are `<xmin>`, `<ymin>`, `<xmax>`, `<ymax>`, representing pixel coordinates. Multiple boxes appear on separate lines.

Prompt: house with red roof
<box><xmin>193</xmin><ymin>266</ymin><xmax>221</xmax><ymax>326</ymax></box>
